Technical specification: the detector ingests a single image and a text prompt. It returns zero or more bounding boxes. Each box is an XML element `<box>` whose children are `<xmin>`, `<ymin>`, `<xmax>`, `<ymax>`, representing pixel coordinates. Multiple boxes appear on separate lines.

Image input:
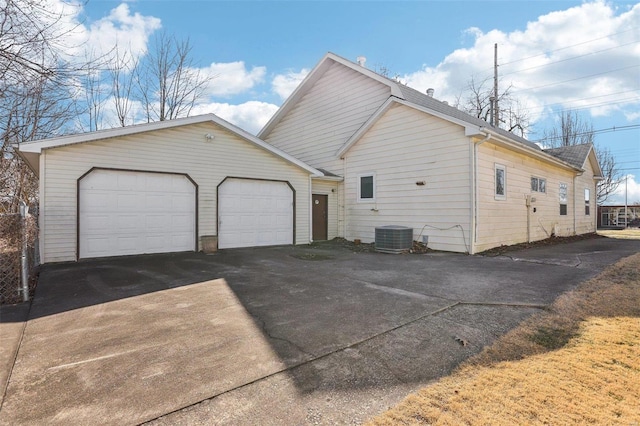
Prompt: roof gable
<box><xmin>544</xmin><ymin>144</ymin><xmax>603</xmax><ymax>177</ymax></box>
<box><xmin>19</xmin><ymin>114</ymin><xmax>321</xmax><ymax>177</ymax></box>
<box><xmin>258</xmin><ymin>52</ymin><xmax>402</xmax><ymax>139</ymax></box>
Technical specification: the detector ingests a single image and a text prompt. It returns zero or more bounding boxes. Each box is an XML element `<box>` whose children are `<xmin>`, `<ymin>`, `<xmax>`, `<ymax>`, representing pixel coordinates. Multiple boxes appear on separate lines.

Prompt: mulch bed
<box><xmin>479</xmin><ymin>232</ymin><xmax>604</xmax><ymax>257</ymax></box>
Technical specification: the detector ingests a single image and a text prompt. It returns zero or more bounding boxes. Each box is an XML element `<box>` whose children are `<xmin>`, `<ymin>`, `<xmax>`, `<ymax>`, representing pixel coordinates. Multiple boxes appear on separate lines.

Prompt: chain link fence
<box><xmin>0</xmin><ymin>207</ymin><xmax>38</xmax><ymax>305</ymax></box>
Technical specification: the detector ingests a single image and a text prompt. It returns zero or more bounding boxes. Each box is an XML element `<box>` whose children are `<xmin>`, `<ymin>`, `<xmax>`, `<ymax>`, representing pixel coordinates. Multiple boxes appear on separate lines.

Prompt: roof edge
<box><xmin>19</xmin><ymin>113</ymin><xmax>323</xmax><ymax>176</ymax></box>
<box><xmin>259</xmin><ymin>52</ymin><xmax>403</xmax><ymax>139</ymax></box>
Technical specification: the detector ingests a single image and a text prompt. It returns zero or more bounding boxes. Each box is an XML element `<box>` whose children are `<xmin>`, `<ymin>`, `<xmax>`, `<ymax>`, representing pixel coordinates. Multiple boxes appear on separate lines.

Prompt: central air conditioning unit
<box><xmin>375</xmin><ymin>225</ymin><xmax>413</xmax><ymax>254</ymax></box>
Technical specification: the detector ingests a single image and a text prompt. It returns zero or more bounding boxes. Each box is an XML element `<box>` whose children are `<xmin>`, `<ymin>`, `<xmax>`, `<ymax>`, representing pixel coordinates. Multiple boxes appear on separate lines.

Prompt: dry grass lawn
<box><xmin>599</xmin><ymin>228</ymin><xmax>640</xmax><ymax>240</ymax></box>
<box><xmin>368</xmin><ymin>253</ymin><xmax>640</xmax><ymax>426</ymax></box>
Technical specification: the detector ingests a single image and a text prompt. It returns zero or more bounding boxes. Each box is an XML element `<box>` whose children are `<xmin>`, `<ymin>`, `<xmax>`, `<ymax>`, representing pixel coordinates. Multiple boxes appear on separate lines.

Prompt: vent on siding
<box><xmin>375</xmin><ymin>226</ymin><xmax>413</xmax><ymax>254</ymax></box>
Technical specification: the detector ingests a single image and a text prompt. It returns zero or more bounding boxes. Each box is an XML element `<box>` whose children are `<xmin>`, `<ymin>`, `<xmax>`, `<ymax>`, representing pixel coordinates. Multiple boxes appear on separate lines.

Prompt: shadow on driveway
<box><xmin>1</xmin><ymin>237</ymin><xmax>638</xmax><ymax>425</ymax></box>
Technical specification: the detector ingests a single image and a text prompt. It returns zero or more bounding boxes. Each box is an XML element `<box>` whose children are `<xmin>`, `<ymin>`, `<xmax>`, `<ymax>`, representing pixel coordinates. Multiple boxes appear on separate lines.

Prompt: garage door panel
<box><xmin>218</xmin><ymin>179</ymin><xmax>293</xmax><ymax>249</ymax></box>
<box><xmin>80</xmin><ymin>170</ymin><xmax>195</xmax><ymax>259</ymax></box>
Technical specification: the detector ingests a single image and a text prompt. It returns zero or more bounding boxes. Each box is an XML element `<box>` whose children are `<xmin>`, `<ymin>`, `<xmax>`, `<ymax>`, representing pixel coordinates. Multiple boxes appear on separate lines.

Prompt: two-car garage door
<box><xmin>79</xmin><ymin>171</ymin><xmax>294</xmax><ymax>258</ymax></box>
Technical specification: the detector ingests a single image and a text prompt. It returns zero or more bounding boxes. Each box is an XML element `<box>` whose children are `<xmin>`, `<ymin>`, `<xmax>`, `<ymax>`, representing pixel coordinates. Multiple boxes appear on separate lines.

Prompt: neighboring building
<box><xmin>260</xmin><ymin>52</ymin><xmax>603</xmax><ymax>254</ymax></box>
<box><xmin>598</xmin><ymin>205</ymin><xmax>640</xmax><ymax>228</ymax></box>
<box><xmin>18</xmin><ymin>115</ymin><xmax>321</xmax><ymax>263</ymax></box>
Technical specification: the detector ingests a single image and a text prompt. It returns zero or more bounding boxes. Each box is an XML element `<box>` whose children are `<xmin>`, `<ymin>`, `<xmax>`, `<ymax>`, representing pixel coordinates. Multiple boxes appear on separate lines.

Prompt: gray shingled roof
<box><xmin>543</xmin><ymin>144</ymin><xmax>592</xmax><ymax>169</ymax></box>
<box><xmin>394</xmin><ymin>83</ymin><xmax>543</xmax><ymax>151</ymax></box>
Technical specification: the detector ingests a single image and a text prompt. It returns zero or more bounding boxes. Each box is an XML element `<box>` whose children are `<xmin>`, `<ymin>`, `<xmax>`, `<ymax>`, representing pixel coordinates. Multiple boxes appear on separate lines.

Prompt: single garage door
<box><xmin>218</xmin><ymin>178</ymin><xmax>293</xmax><ymax>249</ymax></box>
<box><xmin>79</xmin><ymin>169</ymin><xmax>196</xmax><ymax>259</ymax></box>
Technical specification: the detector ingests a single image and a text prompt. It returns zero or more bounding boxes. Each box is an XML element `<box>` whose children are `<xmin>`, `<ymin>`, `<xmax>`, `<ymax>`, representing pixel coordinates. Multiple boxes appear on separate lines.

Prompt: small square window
<box><xmin>358</xmin><ymin>174</ymin><xmax>375</xmax><ymax>201</ymax></box>
<box><xmin>560</xmin><ymin>204</ymin><xmax>567</xmax><ymax>215</ymax></box>
<box><xmin>531</xmin><ymin>177</ymin><xmax>546</xmax><ymax>193</ymax></box>
<box><xmin>495</xmin><ymin>164</ymin><xmax>506</xmax><ymax>200</ymax></box>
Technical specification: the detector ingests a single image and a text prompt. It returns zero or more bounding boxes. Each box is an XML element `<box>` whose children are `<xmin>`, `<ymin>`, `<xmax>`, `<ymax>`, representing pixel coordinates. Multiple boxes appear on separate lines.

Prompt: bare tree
<box><xmin>135</xmin><ymin>32</ymin><xmax>211</xmax><ymax>122</ymax></box>
<box><xmin>455</xmin><ymin>76</ymin><xmax>530</xmax><ymax>136</ymax></box>
<box><xmin>109</xmin><ymin>47</ymin><xmax>138</xmax><ymax>127</ymax></box>
<box><xmin>1</xmin><ymin>76</ymin><xmax>75</xmax><ymax>210</ymax></box>
<box><xmin>542</xmin><ymin>110</ymin><xmax>595</xmax><ymax>147</ymax></box>
<box><xmin>542</xmin><ymin>110</ymin><xmax>620</xmax><ymax>204</ymax></box>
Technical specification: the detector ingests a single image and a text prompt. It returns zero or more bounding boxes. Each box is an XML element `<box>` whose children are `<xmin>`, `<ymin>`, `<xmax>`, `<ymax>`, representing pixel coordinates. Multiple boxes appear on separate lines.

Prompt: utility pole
<box><xmin>493</xmin><ymin>43</ymin><xmax>499</xmax><ymax>128</ymax></box>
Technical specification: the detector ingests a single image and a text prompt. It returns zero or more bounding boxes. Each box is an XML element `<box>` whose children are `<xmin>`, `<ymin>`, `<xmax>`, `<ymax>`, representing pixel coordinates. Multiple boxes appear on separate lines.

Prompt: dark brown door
<box><xmin>312</xmin><ymin>194</ymin><xmax>328</xmax><ymax>241</ymax></box>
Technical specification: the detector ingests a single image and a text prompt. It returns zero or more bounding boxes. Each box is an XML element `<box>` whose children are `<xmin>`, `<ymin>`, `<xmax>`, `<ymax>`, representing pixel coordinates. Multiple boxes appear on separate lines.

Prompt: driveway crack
<box><xmin>253</xmin><ymin>315</ymin><xmax>316</xmax><ymax>360</ymax></box>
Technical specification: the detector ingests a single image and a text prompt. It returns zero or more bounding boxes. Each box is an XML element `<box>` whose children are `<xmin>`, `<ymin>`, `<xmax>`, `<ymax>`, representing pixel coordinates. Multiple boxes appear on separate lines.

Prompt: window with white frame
<box><xmin>531</xmin><ymin>176</ymin><xmax>546</xmax><ymax>193</ymax></box>
<box><xmin>559</xmin><ymin>182</ymin><xmax>568</xmax><ymax>215</ymax></box>
<box><xmin>495</xmin><ymin>164</ymin><xmax>506</xmax><ymax>200</ymax></box>
<box><xmin>358</xmin><ymin>173</ymin><xmax>375</xmax><ymax>201</ymax></box>
<box><xmin>585</xmin><ymin>188</ymin><xmax>590</xmax><ymax>215</ymax></box>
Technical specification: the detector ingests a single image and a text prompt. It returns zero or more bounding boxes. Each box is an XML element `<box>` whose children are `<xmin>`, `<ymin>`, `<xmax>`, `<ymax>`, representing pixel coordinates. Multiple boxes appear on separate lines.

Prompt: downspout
<box><xmin>573</xmin><ymin>171</ymin><xmax>584</xmax><ymax>235</ymax></box>
<box><xmin>342</xmin><ymin>155</ymin><xmax>347</xmax><ymax>239</ymax></box>
<box><xmin>309</xmin><ymin>175</ymin><xmax>313</xmax><ymax>243</ymax></box>
<box><xmin>471</xmin><ymin>130</ymin><xmax>491</xmax><ymax>254</ymax></box>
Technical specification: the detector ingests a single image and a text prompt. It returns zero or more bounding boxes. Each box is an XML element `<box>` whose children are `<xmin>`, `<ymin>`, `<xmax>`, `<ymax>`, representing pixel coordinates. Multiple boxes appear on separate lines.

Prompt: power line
<box><xmin>499</xmin><ymin>27</ymin><xmax>640</xmax><ymax>67</ymax></box>
<box><xmin>500</xmin><ymin>40</ymin><xmax>640</xmax><ymax>78</ymax></box>
<box><xmin>532</xmin><ymin>124</ymin><xmax>640</xmax><ymax>143</ymax></box>
<box><xmin>511</xmin><ymin>64</ymin><xmax>640</xmax><ymax>94</ymax></box>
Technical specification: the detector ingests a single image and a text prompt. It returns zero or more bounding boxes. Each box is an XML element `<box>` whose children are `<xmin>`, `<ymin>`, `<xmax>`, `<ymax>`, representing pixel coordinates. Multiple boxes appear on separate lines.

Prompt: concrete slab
<box><xmin>0</xmin><ymin>303</ymin><xmax>30</xmax><ymax>408</ymax></box>
<box><xmin>0</xmin><ymin>279</ymin><xmax>286</xmax><ymax>425</ymax></box>
<box><xmin>1</xmin><ymin>236</ymin><xmax>638</xmax><ymax>425</ymax></box>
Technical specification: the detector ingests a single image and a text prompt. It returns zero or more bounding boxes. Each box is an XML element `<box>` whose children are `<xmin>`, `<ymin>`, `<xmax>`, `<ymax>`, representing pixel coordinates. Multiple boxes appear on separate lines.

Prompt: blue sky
<box><xmin>69</xmin><ymin>1</ymin><xmax>639</xmax><ymax>203</ymax></box>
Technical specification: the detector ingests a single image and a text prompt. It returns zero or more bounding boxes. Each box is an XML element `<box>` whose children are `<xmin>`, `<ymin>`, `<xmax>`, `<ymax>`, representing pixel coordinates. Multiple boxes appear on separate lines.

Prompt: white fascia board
<box><xmin>18</xmin><ymin>115</ymin><xmax>218</xmax><ymax>153</ymax></box>
<box><xmin>337</xmin><ymin>98</ymin><xmax>395</xmax><ymax>158</ymax></box>
<box><xmin>212</xmin><ymin>114</ymin><xmax>323</xmax><ymax>176</ymax></box>
<box><xmin>586</xmin><ymin>146</ymin><xmax>604</xmax><ymax>178</ymax></box>
<box><xmin>337</xmin><ymin>97</ymin><xmax>480</xmax><ymax>158</ymax></box>
<box><xmin>258</xmin><ymin>52</ymin><xmax>403</xmax><ymax>139</ymax></box>
<box><xmin>311</xmin><ymin>175</ymin><xmax>343</xmax><ymax>182</ymax></box>
<box><xmin>479</xmin><ymin>130</ymin><xmax>583</xmax><ymax>173</ymax></box>
<box><xmin>18</xmin><ymin>113</ymin><xmax>323</xmax><ymax>177</ymax></box>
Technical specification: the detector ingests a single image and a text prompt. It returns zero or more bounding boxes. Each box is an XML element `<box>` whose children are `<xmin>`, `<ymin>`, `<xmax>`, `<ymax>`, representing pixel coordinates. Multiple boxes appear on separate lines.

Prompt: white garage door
<box><xmin>79</xmin><ymin>169</ymin><xmax>196</xmax><ymax>259</ymax></box>
<box><xmin>218</xmin><ymin>179</ymin><xmax>293</xmax><ymax>249</ymax></box>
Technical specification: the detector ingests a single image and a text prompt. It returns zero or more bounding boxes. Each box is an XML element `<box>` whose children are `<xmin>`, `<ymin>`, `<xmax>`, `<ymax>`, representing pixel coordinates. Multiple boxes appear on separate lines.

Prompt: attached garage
<box><xmin>78</xmin><ymin>169</ymin><xmax>196</xmax><ymax>259</ymax></box>
<box><xmin>18</xmin><ymin>114</ymin><xmax>321</xmax><ymax>263</ymax></box>
<box><xmin>218</xmin><ymin>178</ymin><xmax>293</xmax><ymax>249</ymax></box>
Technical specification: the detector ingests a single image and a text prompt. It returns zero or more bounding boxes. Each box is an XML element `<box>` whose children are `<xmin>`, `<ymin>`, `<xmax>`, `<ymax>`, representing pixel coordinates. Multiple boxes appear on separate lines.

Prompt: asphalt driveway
<box><xmin>1</xmin><ymin>237</ymin><xmax>638</xmax><ymax>425</ymax></box>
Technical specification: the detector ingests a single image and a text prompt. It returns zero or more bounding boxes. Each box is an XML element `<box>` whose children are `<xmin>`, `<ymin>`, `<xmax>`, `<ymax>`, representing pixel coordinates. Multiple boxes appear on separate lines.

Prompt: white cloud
<box><xmin>202</xmin><ymin>62</ymin><xmax>266</xmax><ymax>97</ymax></box>
<box><xmin>190</xmin><ymin>101</ymin><xmax>279</xmax><ymax>135</ymax></box>
<box><xmin>272</xmin><ymin>69</ymin><xmax>310</xmax><ymax>100</ymax></box>
<box><xmin>400</xmin><ymin>1</ymin><xmax>640</xmax><ymax>124</ymax></box>
<box><xmin>608</xmin><ymin>174</ymin><xmax>640</xmax><ymax>205</ymax></box>
<box><xmin>83</xmin><ymin>4</ymin><xmax>161</xmax><ymax>59</ymax></box>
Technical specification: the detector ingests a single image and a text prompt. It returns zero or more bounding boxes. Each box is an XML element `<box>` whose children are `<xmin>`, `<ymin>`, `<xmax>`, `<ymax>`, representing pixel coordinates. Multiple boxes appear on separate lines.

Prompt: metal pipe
<box><xmin>19</xmin><ymin>202</ymin><xmax>29</xmax><ymax>302</ymax></box>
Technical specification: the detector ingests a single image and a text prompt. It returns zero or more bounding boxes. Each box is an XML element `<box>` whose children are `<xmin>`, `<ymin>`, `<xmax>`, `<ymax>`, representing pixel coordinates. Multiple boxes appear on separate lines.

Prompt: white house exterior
<box><xmin>19</xmin><ymin>114</ymin><xmax>321</xmax><ymax>263</ymax></box>
<box><xmin>260</xmin><ymin>52</ymin><xmax>603</xmax><ymax>254</ymax></box>
<box><xmin>20</xmin><ymin>53</ymin><xmax>604</xmax><ymax>262</ymax></box>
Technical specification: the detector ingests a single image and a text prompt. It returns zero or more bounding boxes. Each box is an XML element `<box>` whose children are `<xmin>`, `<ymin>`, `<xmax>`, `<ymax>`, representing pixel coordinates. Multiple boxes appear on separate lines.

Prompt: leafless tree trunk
<box><xmin>109</xmin><ymin>47</ymin><xmax>138</xmax><ymax>127</ymax></box>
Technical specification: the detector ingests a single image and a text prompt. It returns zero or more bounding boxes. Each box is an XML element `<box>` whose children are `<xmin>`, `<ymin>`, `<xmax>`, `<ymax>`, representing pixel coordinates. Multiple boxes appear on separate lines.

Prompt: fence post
<box><xmin>19</xmin><ymin>202</ymin><xmax>29</xmax><ymax>302</ymax></box>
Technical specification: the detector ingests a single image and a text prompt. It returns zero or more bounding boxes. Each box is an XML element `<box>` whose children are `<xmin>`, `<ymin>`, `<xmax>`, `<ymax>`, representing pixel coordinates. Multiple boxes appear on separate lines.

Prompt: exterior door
<box><xmin>312</xmin><ymin>194</ymin><xmax>328</xmax><ymax>241</ymax></box>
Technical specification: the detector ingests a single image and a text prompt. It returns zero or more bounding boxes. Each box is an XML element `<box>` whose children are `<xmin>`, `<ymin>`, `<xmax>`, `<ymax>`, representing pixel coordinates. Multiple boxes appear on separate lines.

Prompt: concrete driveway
<box><xmin>1</xmin><ymin>237</ymin><xmax>638</xmax><ymax>425</ymax></box>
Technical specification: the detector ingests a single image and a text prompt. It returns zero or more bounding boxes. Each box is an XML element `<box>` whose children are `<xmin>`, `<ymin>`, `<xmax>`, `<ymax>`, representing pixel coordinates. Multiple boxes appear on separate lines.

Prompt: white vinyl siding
<box><xmin>40</xmin><ymin>122</ymin><xmax>311</xmax><ymax>263</ymax></box>
<box><xmin>264</xmin><ymin>62</ymin><xmax>390</xmax><ymax>174</ymax></box>
<box><xmin>311</xmin><ymin>179</ymin><xmax>339</xmax><ymax>240</ymax></box>
<box><xmin>343</xmin><ymin>103</ymin><xmax>471</xmax><ymax>253</ymax></box>
<box><xmin>475</xmin><ymin>142</ymin><xmax>596</xmax><ymax>252</ymax></box>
